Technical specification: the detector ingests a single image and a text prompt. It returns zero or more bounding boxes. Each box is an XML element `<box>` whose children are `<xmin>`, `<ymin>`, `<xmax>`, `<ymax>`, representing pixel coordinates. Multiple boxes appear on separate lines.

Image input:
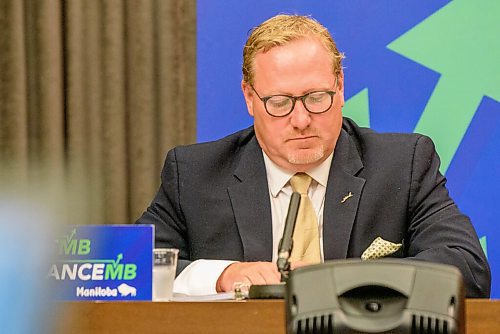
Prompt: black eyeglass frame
<box><xmin>250</xmin><ymin>78</ymin><xmax>338</xmax><ymax>117</ymax></box>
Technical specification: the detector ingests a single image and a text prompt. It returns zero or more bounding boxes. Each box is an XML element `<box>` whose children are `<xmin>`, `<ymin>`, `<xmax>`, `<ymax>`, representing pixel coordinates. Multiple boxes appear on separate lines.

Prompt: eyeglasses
<box><xmin>250</xmin><ymin>80</ymin><xmax>337</xmax><ymax>117</ymax></box>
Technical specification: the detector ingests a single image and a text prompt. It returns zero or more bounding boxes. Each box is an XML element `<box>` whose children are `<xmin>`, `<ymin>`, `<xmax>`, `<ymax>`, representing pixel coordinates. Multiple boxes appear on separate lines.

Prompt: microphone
<box><xmin>277</xmin><ymin>192</ymin><xmax>301</xmax><ymax>281</ymax></box>
<box><xmin>248</xmin><ymin>192</ymin><xmax>301</xmax><ymax>299</ymax></box>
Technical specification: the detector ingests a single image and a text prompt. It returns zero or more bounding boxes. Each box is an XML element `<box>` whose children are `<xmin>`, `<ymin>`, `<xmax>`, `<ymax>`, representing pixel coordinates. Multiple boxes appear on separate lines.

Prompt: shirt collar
<box><xmin>262</xmin><ymin>151</ymin><xmax>334</xmax><ymax>197</ymax></box>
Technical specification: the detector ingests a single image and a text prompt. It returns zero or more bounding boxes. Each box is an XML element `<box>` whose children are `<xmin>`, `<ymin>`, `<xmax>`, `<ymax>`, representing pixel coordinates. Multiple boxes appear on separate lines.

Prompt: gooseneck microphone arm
<box><xmin>248</xmin><ymin>192</ymin><xmax>301</xmax><ymax>299</ymax></box>
<box><xmin>277</xmin><ymin>192</ymin><xmax>301</xmax><ymax>282</ymax></box>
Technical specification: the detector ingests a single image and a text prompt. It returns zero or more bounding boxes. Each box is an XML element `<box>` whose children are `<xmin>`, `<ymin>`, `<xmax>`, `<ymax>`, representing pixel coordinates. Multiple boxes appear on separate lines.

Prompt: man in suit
<box><xmin>136</xmin><ymin>14</ymin><xmax>490</xmax><ymax>297</ymax></box>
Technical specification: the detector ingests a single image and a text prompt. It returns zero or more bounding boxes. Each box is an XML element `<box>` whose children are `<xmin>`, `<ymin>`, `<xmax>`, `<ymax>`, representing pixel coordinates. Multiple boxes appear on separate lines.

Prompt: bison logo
<box><xmin>117</xmin><ymin>283</ymin><xmax>137</xmax><ymax>297</ymax></box>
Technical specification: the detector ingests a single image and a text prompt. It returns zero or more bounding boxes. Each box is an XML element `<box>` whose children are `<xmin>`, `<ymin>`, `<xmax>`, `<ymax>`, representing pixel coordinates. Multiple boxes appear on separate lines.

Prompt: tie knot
<box><xmin>290</xmin><ymin>173</ymin><xmax>312</xmax><ymax>195</ymax></box>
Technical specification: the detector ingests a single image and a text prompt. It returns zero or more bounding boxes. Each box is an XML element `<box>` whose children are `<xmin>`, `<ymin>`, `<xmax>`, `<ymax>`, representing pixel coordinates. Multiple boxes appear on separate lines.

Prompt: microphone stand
<box><xmin>248</xmin><ymin>192</ymin><xmax>301</xmax><ymax>299</ymax></box>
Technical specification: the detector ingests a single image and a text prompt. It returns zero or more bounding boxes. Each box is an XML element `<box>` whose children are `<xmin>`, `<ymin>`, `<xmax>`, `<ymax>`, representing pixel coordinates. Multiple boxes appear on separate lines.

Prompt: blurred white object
<box><xmin>0</xmin><ymin>194</ymin><xmax>57</xmax><ymax>334</ymax></box>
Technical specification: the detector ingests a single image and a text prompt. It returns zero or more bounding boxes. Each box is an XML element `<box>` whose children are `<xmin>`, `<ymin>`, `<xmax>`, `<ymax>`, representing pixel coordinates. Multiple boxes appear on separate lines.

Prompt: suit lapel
<box><xmin>323</xmin><ymin>129</ymin><xmax>366</xmax><ymax>260</ymax></box>
<box><xmin>227</xmin><ymin>134</ymin><xmax>273</xmax><ymax>261</ymax></box>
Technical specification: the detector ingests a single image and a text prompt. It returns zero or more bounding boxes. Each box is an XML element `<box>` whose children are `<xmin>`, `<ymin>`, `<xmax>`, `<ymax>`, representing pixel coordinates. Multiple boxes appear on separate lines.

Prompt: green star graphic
<box><xmin>480</xmin><ymin>236</ymin><xmax>488</xmax><ymax>258</ymax></box>
<box><xmin>388</xmin><ymin>0</ymin><xmax>500</xmax><ymax>173</ymax></box>
<box><xmin>343</xmin><ymin>88</ymin><xmax>370</xmax><ymax>127</ymax></box>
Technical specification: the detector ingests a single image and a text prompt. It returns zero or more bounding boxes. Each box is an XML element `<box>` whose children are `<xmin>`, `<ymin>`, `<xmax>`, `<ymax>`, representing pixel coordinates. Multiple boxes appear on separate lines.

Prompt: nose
<box><xmin>289</xmin><ymin>100</ymin><xmax>311</xmax><ymax>129</ymax></box>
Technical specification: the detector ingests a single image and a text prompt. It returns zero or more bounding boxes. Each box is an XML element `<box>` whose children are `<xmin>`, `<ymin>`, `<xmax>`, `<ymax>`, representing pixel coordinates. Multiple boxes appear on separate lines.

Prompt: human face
<box><xmin>242</xmin><ymin>37</ymin><xmax>344</xmax><ymax>172</ymax></box>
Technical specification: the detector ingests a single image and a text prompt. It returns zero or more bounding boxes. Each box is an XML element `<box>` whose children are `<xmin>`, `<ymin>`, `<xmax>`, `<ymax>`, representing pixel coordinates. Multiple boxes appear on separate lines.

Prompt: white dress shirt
<box><xmin>173</xmin><ymin>150</ymin><xmax>333</xmax><ymax>295</ymax></box>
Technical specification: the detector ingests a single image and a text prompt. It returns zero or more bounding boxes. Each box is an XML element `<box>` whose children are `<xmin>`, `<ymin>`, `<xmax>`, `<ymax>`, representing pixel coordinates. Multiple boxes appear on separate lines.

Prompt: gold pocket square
<box><xmin>361</xmin><ymin>237</ymin><xmax>402</xmax><ymax>260</ymax></box>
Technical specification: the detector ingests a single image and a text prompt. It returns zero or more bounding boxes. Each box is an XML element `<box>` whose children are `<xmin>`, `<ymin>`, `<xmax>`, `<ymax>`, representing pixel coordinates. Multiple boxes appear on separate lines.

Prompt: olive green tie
<box><xmin>289</xmin><ymin>173</ymin><xmax>321</xmax><ymax>263</ymax></box>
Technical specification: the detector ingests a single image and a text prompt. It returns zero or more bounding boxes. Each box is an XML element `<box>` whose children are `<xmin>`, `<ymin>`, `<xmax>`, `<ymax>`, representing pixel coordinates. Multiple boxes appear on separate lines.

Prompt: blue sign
<box><xmin>49</xmin><ymin>225</ymin><xmax>153</xmax><ymax>301</ymax></box>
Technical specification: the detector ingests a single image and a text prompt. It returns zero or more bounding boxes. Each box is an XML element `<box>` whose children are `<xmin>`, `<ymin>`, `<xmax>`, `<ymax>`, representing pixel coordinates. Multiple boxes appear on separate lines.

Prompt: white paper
<box><xmin>171</xmin><ymin>292</ymin><xmax>235</xmax><ymax>302</ymax></box>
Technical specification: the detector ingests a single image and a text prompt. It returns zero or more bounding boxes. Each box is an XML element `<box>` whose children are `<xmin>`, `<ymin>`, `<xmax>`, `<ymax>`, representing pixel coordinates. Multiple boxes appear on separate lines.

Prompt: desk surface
<box><xmin>56</xmin><ymin>299</ymin><xmax>499</xmax><ymax>334</ymax></box>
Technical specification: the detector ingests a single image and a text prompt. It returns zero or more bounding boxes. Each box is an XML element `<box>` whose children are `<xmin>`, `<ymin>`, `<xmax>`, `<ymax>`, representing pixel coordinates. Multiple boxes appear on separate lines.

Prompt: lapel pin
<box><xmin>341</xmin><ymin>192</ymin><xmax>353</xmax><ymax>203</ymax></box>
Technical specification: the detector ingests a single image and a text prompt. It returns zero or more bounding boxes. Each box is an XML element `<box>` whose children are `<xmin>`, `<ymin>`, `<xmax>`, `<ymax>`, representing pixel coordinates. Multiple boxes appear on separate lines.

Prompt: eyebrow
<box><xmin>262</xmin><ymin>86</ymin><xmax>334</xmax><ymax>97</ymax></box>
<box><xmin>259</xmin><ymin>77</ymin><xmax>338</xmax><ymax>97</ymax></box>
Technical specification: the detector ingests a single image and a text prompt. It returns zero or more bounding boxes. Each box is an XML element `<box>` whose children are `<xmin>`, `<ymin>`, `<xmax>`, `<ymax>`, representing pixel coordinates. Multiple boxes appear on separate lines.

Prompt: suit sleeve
<box><xmin>406</xmin><ymin>135</ymin><xmax>491</xmax><ymax>297</ymax></box>
<box><xmin>135</xmin><ymin>148</ymin><xmax>192</xmax><ymax>275</ymax></box>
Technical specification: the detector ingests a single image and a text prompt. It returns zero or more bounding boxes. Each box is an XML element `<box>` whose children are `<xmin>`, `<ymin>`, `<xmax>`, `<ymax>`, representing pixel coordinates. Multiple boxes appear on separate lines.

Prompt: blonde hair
<box><xmin>242</xmin><ymin>14</ymin><xmax>344</xmax><ymax>85</ymax></box>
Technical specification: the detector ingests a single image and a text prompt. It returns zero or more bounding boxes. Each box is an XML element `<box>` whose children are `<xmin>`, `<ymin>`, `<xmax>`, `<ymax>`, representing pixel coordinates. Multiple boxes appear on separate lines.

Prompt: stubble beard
<box><xmin>287</xmin><ymin>144</ymin><xmax>325</xmax><ymax>165</ymax></box>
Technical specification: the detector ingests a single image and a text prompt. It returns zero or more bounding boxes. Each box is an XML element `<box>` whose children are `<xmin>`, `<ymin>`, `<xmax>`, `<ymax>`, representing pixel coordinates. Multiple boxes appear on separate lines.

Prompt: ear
<box><xmin>336</xmin><ymin>70</ymin><xmax>345</xmax><ymax>108</ymax></box>
<box><xmin>241</xmin><ymin>80</ymin><xmax>255</xmax><ymax>117</ymax></box>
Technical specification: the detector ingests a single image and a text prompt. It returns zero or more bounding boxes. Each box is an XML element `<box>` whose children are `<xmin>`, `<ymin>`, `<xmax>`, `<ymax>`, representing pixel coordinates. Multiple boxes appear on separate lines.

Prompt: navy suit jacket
<box><xmin>137</xmin><ymin>118</ymin><xmax>491</xmax><ymax>297</ymax></box>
